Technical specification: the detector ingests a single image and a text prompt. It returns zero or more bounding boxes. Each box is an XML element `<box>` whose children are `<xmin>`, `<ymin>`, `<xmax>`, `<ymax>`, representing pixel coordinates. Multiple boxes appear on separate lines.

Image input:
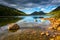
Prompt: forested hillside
<box><xmin>0</xmin><ymin>5</ymin><xmax>27</xmax><ymax>16</ymax></box>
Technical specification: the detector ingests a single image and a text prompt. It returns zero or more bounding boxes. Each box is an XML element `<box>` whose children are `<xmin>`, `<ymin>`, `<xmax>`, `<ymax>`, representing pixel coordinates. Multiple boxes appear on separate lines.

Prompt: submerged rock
<box><xmin>8</xmin><ymin>23</ymin><xmax>20</xmax><ymax>32</ymax></box>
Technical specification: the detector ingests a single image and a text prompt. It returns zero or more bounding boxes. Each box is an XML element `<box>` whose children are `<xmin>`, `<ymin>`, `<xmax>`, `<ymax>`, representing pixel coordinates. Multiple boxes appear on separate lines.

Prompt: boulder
<box><xmin>8</xmin><ymin>23</ymin><xmax>20</xmax><ymax>32</ymax></box>
<box><xmin>57</xmin><ymin>27</ymin><xmax>60</xmax><ymax>31</ymax></box>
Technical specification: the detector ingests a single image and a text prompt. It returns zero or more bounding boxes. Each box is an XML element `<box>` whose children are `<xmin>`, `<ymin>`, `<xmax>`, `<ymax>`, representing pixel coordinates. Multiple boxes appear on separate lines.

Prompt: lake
<box><xmin>0</xmin><ymin>15</ymin><xmax>51</xmax><ymax>27</ymax></box>
<box><xmin>0</xmin><ymin>15</ymin><xmax>50</xmax><ymax>27</ymax></box>
<box><xmin>0</xmin><ymin>15</ymin><xmax>51</xmax><ymax>32</ymax></box>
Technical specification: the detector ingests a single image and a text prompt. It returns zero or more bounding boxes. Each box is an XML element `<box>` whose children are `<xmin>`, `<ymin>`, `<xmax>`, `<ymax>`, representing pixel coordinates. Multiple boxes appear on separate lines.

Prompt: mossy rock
<box><xmin>8</xmin><ymin>23</ymin><xmax>20</xmax><ymax>32</ymax></box>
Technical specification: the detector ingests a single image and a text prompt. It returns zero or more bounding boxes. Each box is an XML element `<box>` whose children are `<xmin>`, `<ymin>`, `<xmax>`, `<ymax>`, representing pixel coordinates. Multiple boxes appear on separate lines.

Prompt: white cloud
<box><xmin>24</xmin><ymin>3</ymin><xmax>40</xmax><ymax>8</ymax></box>
<box><xmin>40</xmin><ymin>1</ymin><xmax>49</xmax><ymax>4</ymax></box>
<box><xmin>52</xmin><ymin>0</ymin><xmax>60</xmax><ymax>3</ymax></box>
<box><xmin>0</xmin><ymin>0</ymin><xmax>60</xmax><ymax>9</ymax></box>
<box><xmin>10</xmin><ymin>4</ymin><xmax>17</xmax><ymax>7</ymax></box>
<box><xmin>24</xmin><ymin>8</ymin><xmax>31</xmax><ymax>10</ymax></box>
<box><xmin>25</xmin><ymin>3</ymin><xmax>33</xmax><ymax>7</ymax></box>
<box><xmin>51</xmin><ymin>7</ymin><xmax>57</xmax><ymax>10</ymax></box>
<box><xmin>41</xmin><ymin>8</ymin><xmax>45</xmax><ymax>11</ymax></box>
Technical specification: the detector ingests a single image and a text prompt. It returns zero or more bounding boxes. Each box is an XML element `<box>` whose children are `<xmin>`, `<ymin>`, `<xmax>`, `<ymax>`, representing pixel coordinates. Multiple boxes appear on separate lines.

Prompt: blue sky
<box><xmin>0</xmin><ymin>0</ymin><xmax>60</xmax><ymax>14</ymax></box>
<box><xmin>19</xmin><ymin>5</ymin><xmax>57</xmax><ymax>14</ymax></box>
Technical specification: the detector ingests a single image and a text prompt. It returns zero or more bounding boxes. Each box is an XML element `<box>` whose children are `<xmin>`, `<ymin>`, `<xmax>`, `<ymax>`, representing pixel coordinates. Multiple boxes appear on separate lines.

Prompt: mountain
<box><xmin>30</xmin><ymin>11</ymin><xmax>46</xmax><ymax>15</ymax></box>
<box><xmin>52</xmin><ymin>6</ymin><xmax>60</xmax><ymax>11</ymax></box>
<box><xmin>47</xmin><ymin>6</ymin><xmax>60</xmax><ymax>19</ymax></box>
<box><xmin>0</xmin><ymin>4</ymin><xmax>27</xmax><ymax>16</ymax></box>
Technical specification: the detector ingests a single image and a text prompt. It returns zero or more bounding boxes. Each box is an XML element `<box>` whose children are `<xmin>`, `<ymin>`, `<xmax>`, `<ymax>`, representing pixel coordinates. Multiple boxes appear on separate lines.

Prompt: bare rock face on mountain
<box><xmin>8</xmin><ymin>23</ymin><xmax>20</xmax><ymax>32</ymax></box>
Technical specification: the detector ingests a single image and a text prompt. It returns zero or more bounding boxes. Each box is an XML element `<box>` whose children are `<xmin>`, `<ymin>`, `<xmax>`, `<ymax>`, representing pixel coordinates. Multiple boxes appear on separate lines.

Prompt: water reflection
<box><xmin>0</xmin><ymin>17</ymin><xmax>22</xmax><ymax>27</ymax></box>
<box><xmin>0</xmin><ymin>16</ymin><xmax>50</xmax><ymax>27</ymax></box>
<box><xmin>17</xmin><ymin>16</ymin><xmax>50</xmax><ymax>24</ymax></box>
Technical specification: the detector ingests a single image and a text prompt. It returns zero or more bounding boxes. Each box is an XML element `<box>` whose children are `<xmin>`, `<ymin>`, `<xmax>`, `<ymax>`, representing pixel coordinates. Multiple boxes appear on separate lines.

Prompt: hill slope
<box><xmin>48</xmin><ymin>6</ymin><xmax>60</xmax><ymax>19</ymax></box>
<box><xmin>0</xmin><ymin>5</ymin><xmax>26</xmax><ymax>16</ymax></box>
<box><xmin>52</xmin><ymin>6</ymin><xmax>60</xmax><ymax>11</ymax></box>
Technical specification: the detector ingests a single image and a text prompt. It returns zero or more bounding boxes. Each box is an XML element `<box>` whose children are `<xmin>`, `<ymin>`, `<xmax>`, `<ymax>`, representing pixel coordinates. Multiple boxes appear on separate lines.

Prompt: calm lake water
<box><xmin>16</xmin><ymin>15</ymin><xmax>50</xmax><ymax>24</ymax></box>
<box><xmin>0</xmin><ymin>15</ymin><xmax>51</xmax><ymax>27</ymax></box>
<box><xmin>0</xmin><ymin>15</ymin><xmax>51</xmax><ymax>32</ymax></box>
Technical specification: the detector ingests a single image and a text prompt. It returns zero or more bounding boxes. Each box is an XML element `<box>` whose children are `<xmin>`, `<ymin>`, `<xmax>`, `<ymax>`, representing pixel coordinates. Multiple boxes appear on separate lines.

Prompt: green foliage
<box><xmin>50</xmin><ymin>11</ymin><xmax>60</xmax><ymax>19</ymax></box>
<box><xmin>0</xmin><ymin>5</ymin><xmax>27</xmax><ymax>16</ymax></box>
